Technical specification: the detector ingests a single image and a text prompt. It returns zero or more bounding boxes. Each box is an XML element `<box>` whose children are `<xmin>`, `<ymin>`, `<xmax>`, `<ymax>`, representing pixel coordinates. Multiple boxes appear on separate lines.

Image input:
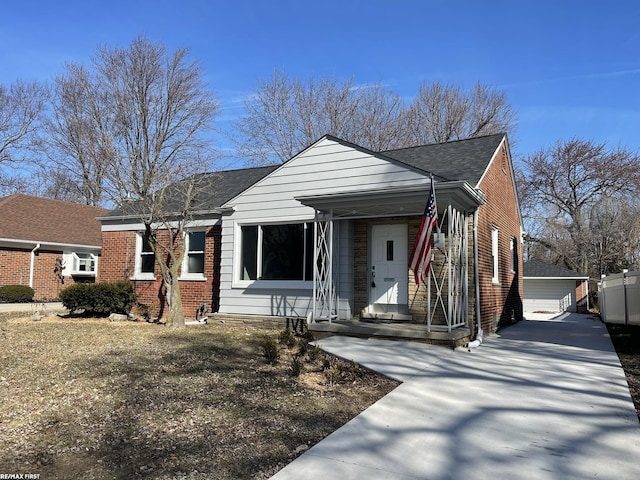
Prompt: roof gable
<box><xmin>382</xmin><ymin>133</ymin><xmax>505</xmax><ymax>186</ymax></box>
<box><xmin>221</xmin><ymin>135</ymin><xmax>434</xmax><ymax>208</ymax></box>
<box><xmin>220</xmin><ymin>135</ymin><xmax>435</xmax><ymax>220</ymax></box>
<box><xmin>0</xmin><ymin>194</ymin><xmax>108</xmax><ymax>247</ymax></box>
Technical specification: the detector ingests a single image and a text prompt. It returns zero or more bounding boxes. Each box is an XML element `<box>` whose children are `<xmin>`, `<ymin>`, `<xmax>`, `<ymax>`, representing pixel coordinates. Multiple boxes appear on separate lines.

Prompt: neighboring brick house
<box><xmin>0</xmin><ymin>194</ymin><xmax>108</xmax><ymax>301</ymax></box>
<box><xmin>99</xmin><ymin>133</ymin><xmax>523</xmax><ymax>345</ymax></box>
<box><xmin>97</xmin><ymin>167</ymin><xmax>277</xmax><ymax>319</ymax></box>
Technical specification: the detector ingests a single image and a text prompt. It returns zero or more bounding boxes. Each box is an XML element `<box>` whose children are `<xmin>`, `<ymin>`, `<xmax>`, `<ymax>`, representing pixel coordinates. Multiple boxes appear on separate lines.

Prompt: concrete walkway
<box><xmin>272</xmin><ymin>313</ymin><xmax>640</xmax><ymax>480</ymax></box>
<box><xmin>0</xmin><ymin>302</ymin><xmax>64</xmax><ymax>313</ymax></box>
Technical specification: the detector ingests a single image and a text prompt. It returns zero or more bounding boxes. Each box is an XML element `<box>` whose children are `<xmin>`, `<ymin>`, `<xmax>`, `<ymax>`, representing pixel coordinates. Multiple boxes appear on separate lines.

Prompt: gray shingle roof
<box><xmin>103</xmin><ymin>165</ymin><xmax>278</xmax><ymax>218</ymax></box>
<box><xmin>382</xmin><ymin>133</ymin><xmax>506</xmax><ymax>186</ymax></box>
<box><xmin>523</xmin><ymin>259</ymin><xmax>588</xmax><ymax>278</ymax></box>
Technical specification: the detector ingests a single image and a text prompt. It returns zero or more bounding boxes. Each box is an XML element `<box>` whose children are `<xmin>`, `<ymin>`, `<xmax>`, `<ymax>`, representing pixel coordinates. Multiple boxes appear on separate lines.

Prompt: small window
<box><xmin>183</xmin><ymin>231</ymin><xmax>206</xmax><ymax>275</ymax></box>
<box><xmin>134</xmin><ymin>232</ymin><xmax>156</xmax><ymax>279</ymax></box>
<box><xmin>491</xmin><ymin>227</ymin><xmax>499</xmax><ymax>284</ymax></box>
<box><xmin>65</xmin><ymin>252</ymin><xmax>97</xmax><ymax>276</ymax></box>
<box><xmin>387</xmin><ymin>240</ymin><xmax>394</xmax><ymax>261</ymax></box>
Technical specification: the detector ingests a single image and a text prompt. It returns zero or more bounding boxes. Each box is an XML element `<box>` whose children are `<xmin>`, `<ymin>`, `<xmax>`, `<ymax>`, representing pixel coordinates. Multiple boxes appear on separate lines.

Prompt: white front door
<box><xmin>369</xmin><ymin>224</ymin><xmax>408</xmax><ymax>313</ymax></box>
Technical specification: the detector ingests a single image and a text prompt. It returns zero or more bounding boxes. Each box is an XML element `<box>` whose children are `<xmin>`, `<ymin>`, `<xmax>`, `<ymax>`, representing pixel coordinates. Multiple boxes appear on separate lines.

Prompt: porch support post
<box><xmin>313</xmin><ymin>210</ymin><xmax>336</xmax><ymax>323</ymax></box>
<box><xmin>464</xmin><ymin>210</ymin><xmax>469</xmax><ymax>326</ymax></box>
<box><xmin>447</xmin><ymin>204</ymin><xmax>453</xmax><ymax>333</ymax></box>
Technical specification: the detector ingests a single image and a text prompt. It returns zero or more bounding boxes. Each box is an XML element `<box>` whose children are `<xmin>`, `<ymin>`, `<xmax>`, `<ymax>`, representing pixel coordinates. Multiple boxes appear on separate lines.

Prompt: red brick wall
<box><xmin>576</xmin><ymin>279</ymin><xmax>589</xmax><ymax>312</ymax></box>
<box><xmin>99</xmin><ymin>225</ymin><xmax>221</xmax><ymax>320</ymax></box>
<box><xmin>0</xmin><ymin>247</ymin><xmax>91</xmax><ymax>301</ymax></box>
<box><xmin>476</xmin><ymin>143</ymin><xmax>523</xmax><ymax>333</ymax></box>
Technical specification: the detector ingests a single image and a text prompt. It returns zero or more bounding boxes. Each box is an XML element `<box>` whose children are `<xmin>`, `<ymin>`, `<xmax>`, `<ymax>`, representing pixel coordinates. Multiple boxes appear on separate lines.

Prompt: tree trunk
<box><xmin>163</xmin><ymin>268</ymin><xmax>185</xmax><ymax>329</ymax></box>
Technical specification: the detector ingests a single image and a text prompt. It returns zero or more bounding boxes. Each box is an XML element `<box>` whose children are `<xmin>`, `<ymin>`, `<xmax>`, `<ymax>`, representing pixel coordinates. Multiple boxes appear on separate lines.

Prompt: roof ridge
<box><xmin>0</xmin><ymin>193</ymin><xmax>109</xmax><ymax>212</ymax></box>
<box><xmin>381</xmin><ymin>132</ymin><xmax>506</xmax><ymax>154</ymax></box>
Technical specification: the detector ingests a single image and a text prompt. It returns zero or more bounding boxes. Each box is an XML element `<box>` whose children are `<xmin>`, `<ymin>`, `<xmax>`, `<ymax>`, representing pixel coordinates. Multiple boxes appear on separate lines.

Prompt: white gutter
<box><xmin>0</xmin><ymin>237</ymin><xmax>101</xmax><ymax>252</ymax></box>
<box><xmin>465</xmin><ymin>210</ymin><xmax>483</xmax><ymax>350</ymax></box>
<box><xmin>29</xmin><ymin>243</ymin><xmax>41</xmax><ymax>288</ymax></box>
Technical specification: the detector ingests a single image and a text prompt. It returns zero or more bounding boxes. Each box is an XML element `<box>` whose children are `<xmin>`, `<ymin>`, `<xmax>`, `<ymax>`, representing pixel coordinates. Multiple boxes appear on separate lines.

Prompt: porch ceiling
<box><xmin>296</xmin><ymin>182</ymin><xmax>485</xmax><ymax>219</ymax></box>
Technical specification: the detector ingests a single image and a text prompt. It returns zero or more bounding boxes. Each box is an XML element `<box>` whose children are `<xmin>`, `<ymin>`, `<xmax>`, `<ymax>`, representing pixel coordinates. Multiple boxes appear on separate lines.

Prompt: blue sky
<box><xmin>2</xmin><ymin>0</ymin><xmax>639</xmax><ymax>167</ymax></box>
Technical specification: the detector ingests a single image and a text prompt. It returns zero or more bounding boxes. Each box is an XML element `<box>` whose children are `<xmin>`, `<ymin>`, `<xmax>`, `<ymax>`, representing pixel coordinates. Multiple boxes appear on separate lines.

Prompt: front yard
<box><xmin>0</xmin><ymin>316</ymin><xmax>398</xmax><ymax>479</ymax></box>
<box><xmin>2</xmin><ymin>314</ymin><xmax>639</xmax><ymax>479</ymax></box>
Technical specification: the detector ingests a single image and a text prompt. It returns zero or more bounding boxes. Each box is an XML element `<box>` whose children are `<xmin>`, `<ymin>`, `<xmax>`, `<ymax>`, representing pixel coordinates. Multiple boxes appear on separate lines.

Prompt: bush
<box><xmin>261</xmin><ymin>337</ymin><xmax>280</xmax><ymax>365</ymax></box>
<box><xmin>0</xmin><ymin>285</ymin><xmax>35</xmax><ymax>303</ymax></box>
<box><xmin>59</xmin><ymin>281</ymin><xmax>137</xmax><ymax>316</ymax></box>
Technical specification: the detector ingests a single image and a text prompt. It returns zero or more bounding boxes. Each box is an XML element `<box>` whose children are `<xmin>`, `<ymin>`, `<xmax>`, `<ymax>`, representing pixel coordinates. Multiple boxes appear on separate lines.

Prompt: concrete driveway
<box><xmin>272</xmin><ymin>313</ymin><xmax>640</xmax><ymax>479</ymax></box>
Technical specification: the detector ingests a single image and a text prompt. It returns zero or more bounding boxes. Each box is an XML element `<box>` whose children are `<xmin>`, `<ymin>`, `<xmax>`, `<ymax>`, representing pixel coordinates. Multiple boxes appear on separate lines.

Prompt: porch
<box><xmin>297</xmin><ymin>182</ymin><xmax>484</xmax><ymax>346</ymax></box>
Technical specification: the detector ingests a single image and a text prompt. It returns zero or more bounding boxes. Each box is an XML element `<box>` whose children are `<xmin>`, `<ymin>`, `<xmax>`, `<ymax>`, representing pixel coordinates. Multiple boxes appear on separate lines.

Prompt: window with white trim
<box><xmin>62</xmin><ymin>252</ymin><xmax>98</xmax><ymax>276</ymax></box>
<box><xmin>491</xmin><ymin>227</ymin><xmax>499</xmax><ymax>284</ymax></box>
<box><xmin>134</xmin><ymin>232</ymin><xmax>155</xmax><ymax>279</ymax></box>
<box><xmin>239</xmin><ymin>222</ymin><xmax>314</xmax><ymax>282</ymax></box>
<box><xmin>181</xmin><ymin>230</ymin><xmax>206</xmax><ymax>279</ymax></box>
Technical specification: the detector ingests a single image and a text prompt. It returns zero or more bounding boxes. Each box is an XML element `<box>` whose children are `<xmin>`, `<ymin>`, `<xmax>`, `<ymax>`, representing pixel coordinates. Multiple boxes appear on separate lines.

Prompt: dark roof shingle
<box><xmin>523</xmin><ymin>259</ymin><xmax>588</xmax><ymax>278</ymax></box>
<box><xmin>103</xmin><ymin>165</ymin><xmax>278</xmax><ymax>218</ymax></box>
<box><xmin>382</xmin><ymin>133</ymin><xmax>505</xmax><ymax>186</ymax></box>
<box><xmin>0</xmin><ymin>194</ymin><xmax>108</xmax><ymax>246</ymax></box>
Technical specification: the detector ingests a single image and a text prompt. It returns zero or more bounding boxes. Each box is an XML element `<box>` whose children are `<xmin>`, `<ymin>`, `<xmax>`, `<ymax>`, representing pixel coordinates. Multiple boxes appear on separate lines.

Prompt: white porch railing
<box><xmin>427</xmin><ymin>205</ymin><xmax>469</xmax><ymax>332</ymax></box>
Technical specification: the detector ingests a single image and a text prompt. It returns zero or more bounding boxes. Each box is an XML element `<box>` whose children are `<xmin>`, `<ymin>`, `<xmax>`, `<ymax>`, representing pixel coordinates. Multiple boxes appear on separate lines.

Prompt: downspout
<box><xmin>465</xmin><ymin>210</ymin><xmax>483</xmax><ymax>349</ymax></box>
<box><xmin>29</xmin><ymin>243</ymin><xmax>41</xmax><ymax>289</ymax></box>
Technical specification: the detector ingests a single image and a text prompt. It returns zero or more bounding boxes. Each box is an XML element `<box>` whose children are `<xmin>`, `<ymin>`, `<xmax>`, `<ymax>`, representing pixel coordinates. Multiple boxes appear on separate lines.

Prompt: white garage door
<box><xmin>524</xmin><ymin>279</ymin><xmax>576</xmax><ymax>313</ymax></box>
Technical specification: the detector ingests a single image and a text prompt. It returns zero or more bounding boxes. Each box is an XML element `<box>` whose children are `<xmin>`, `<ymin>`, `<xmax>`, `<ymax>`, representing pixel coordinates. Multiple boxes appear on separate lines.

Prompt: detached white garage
<box><xmin>523</xmin><ymin>260</ymin><xmax>589</xmax><ymax>313</ymax></box>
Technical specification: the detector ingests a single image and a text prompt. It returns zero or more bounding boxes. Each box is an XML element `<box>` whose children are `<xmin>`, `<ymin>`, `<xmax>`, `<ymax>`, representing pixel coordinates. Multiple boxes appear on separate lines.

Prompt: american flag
<box><xmin>409</xmin><ymin>180</ymin><xmax>438</xmax><ymax>284</ymax></box>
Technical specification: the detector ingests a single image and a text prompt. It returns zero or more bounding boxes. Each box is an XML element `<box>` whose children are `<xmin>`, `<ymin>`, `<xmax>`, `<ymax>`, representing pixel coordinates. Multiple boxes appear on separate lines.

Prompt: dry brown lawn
<box><xmin>0</xmin><ymin>315</ymin><xmax>398</xmax><ymax>479</ymax></box>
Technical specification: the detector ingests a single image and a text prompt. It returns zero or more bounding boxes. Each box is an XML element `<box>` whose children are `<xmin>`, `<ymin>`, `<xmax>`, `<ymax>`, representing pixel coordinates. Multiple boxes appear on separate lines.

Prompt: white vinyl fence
<box><xmin>599</xmin><ymin>270</ymin><xmax>640</xmax><ymax>325</ymax></box>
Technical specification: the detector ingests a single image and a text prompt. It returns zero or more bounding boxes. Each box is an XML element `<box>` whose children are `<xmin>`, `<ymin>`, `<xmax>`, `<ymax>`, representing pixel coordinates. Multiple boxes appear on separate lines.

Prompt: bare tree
<box><xmin>42</xmin><ymin>63</ymin><xmax>113</xmax><ymax>206</ymax></box>
<box><xmin>0</xmin><ymin>80</ymin><xmax>48</xmax><ymax>164</ymax></box>
<box><xmin>405</xmin><ymin>82</ymin><xmax>515</xmax><ymax>144</ymax></box>
<box><xmin>521</xmin><ymin>138</ymin><xmax>640</xmax><ymax>276</ymax></box>
<box><xmin>0</xmin><ymin>80</ymin><xmax>48</xmax><ymax>191</ymax></box>
<box><xmin>234</xmin><ymin>70</ymin><xmax>406</xmax><ymax>165</ymax></box>
<box><xmin>48</xmin><ymin>35</ymin><xmax>219</xmax><ymax>327</ymax></box>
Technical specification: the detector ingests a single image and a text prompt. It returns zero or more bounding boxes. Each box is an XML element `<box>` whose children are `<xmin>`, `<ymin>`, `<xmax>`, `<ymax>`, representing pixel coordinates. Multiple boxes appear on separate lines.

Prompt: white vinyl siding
<box><xmin>218</xmin><ymin>137</ymin><xmax>430</xmax><ymax>319</ymax></box>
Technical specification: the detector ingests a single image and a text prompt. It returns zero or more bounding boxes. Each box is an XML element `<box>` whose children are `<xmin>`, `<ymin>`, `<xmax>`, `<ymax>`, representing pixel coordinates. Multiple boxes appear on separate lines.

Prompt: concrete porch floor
<box><xmin>308</xmin><ymin>318</ymin><xmax>472</xmax><ymax>346</ymax></box>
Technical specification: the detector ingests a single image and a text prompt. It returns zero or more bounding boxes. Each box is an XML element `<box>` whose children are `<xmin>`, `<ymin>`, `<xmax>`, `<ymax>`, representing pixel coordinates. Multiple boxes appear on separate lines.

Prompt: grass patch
<box><xmin>0</xmin><ymin>316</ymin><xmax>398</xmax><ymax>479</ymax></box>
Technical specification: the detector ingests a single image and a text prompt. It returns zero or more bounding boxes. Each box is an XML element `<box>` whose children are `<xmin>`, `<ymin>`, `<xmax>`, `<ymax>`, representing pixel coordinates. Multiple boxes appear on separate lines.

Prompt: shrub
<box><xmin>0</xmin><ymin>285</ymin><xmax>35</xmax><ymax>303</ymax></box>
<box><xmin>290</xmin><ymin>355</ymin><xmax>304</xmax><ymax>377</ymax></box>
<box><xmin>278</xmin><ymin>326</ymin><xmax>297</xmax><ymax>348</ymax></box>
<box><xmin>59</xmin><ymin>281</ymin><xmax>137</xmax><ymax>316</ymax></box>
<box><xmin>261</xmin><ymin>337</ymin><xmax>280</xmax><ymax>365</ymax></box>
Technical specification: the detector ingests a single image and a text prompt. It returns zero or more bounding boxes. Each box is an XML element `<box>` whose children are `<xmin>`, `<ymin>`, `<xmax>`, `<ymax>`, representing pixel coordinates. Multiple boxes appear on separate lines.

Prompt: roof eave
<box><xmin>0</xmin><ymin>237</ymin><xmax>102</xmax><ymax>252</ymax></box>
<box><xmin>523</xmin><ymin>275</ymin><xmax>590</xmax><ymax>280</ymax></box>
<box><xmin>97</xmin><ymin>207</ymin><xmax>230</xmax><ymax>223</ymax></box>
